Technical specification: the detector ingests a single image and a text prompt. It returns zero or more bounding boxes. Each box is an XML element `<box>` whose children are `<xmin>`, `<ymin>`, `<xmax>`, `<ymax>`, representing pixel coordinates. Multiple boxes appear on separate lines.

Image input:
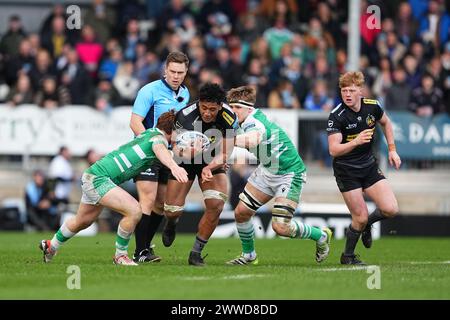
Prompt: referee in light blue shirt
<box><xmin>130</xmin><ymin>51</ymin><xmax>190</xmax><ymax>263</ymax></box>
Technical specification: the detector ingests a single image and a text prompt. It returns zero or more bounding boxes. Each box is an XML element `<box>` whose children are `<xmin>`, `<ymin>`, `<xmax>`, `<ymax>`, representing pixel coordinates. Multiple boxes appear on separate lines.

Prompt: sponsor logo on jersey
<box><xmin>363</xmin><ymin>98</ymin><xmax>378</xmax><ymax>105</ymax></box>
<box><xmin>346</xmin><ymin>123</ymin><xmax>357</xmax><ymax>129</ymax></box>
<box><xmin>328</xmin><ymin>120</ymin><xmax>334</xmax><ymax>127</ymax></box>
<box><xmin>222</xmin><ymin>111</ymin><xmax>234</xmax><ymax>126</ymax></box>
<box><xmin>182</xmin><ymin>103</ymin><xmax>197</xmax><ymax>115</ymax></box>
<box><xmin>366</xmin><ymin>114</ymin><xmax>376</xmax><ymax>127</ymax></box>
<box><xmin>357</xmin><ymin>116</ymin><xmax>362</xmax><ymax>121</ymax></box>
<box><xmin>346</xmin><ymin>133</ymin><xmax>358</xmax><ymax>142</ymax></box>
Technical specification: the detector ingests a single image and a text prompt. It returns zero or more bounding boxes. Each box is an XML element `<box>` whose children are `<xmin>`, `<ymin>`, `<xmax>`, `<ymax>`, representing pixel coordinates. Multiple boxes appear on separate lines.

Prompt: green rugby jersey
<box><xmin>86</xmin><ymin>128</ymin><xmax>167</xmax><ymax>185</ymax></box>
<box><xmin>241</xmin><ymin>109</ymin><xmax>306</xmax><ymax>174</ymax></box>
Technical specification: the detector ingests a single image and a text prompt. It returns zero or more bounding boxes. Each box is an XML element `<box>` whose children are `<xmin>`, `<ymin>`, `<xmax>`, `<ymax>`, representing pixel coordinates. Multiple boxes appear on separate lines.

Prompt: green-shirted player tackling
<box><xmin>226</xmin><ymin>86</ymin><xmax>332</xmax><ymax>265</ymax></box>
<box><xmin>39</xmin><ymin>111</ymin><xmax>188</xmax><ymax>266</ymax></box>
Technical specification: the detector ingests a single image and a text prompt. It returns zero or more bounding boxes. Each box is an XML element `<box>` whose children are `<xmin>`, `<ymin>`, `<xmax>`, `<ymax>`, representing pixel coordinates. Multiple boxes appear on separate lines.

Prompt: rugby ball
<box><xmin>175</xmin><ymin>130</ymin><xmax>210</xmax><ymax>152</ymax></box>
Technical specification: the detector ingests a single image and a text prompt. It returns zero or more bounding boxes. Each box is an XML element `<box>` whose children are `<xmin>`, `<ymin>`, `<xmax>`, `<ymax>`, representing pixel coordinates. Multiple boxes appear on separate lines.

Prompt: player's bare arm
<box><xmin>235</xmin><ymin>130</ymin><xmax>262</xmax><ymax>149</ymax></box>
<box><xmin>130</xmin><ymin>113</ymin><xmax>146</xmax><ymax>136</ymax></box>
<box><xmin>378</xmin><ymin>113</ymin><xmax>401</xmax><ymax>169</ymax></box>
<box><xmin>152</xmin><ymin>142</ymin><xmax>188</xmax><ymax>183</ymax></box>
<box><xmin>202</xmin><ymin>136</ymin><xmax>234</xmax><ymax>182</ymax></box>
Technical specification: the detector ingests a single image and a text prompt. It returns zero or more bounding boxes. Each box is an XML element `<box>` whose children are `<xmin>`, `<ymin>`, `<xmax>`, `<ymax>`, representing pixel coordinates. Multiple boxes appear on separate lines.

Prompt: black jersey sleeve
<box><xmin>374</xmin><ymin>101</ymin><xmax>384</xmax><ymax>120</ymax></box>
<box><xmin>173</xmin><ymin>103</ymin><xmax>197</xmax><ymax>132</ymax></box>
<box><xmin>219</xmin><ymin>104</ymin><xmax>239</xmax><ymax>137</ymax></box>
<box><xmin>326</xmin><ymin>110</ymin><xmax>342</xmax><ymax>135</ymax></box>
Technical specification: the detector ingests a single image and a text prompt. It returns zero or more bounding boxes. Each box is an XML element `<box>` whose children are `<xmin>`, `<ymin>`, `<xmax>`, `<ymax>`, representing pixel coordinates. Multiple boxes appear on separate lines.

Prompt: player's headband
<box><xmin>228</xmin><ymin>100</ymin><xmax>254</xmax><ymax>109</ymax></box>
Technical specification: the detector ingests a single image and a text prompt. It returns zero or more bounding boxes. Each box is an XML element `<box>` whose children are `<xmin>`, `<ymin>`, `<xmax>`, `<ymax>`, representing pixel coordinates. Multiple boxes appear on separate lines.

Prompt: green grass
<box><xmin>0</xmin><ymin>232</ymin><xmax>449</xmax><ymax>299</ymax></box>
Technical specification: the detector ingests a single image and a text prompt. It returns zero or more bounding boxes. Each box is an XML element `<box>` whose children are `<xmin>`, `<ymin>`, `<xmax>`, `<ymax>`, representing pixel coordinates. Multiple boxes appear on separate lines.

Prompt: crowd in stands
<box><xmin>0</xmin><ymin>0</ymin><xmax>448</xmax><ymax>116</ymax></box>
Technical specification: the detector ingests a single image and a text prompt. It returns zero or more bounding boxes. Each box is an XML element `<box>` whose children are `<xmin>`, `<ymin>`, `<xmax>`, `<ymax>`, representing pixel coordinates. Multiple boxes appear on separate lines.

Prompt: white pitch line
<box><xmin>222</xmin><ymin>274</ymin><xmax>267</xmax><ymax>280</ymax></box>
<box><xmin>316</xmin><ymin>265</ymin><xmax>377</xmax><ymax>272</ymax></box>
<box><xmin>179</xmin><ymin>274</ymin><xmax>268</xmax><ymax>281</ymax></box>
<box><xmin>406</xmin><ymin>261</ymin><xmax>450</xmax><ymax>265</ymax></box>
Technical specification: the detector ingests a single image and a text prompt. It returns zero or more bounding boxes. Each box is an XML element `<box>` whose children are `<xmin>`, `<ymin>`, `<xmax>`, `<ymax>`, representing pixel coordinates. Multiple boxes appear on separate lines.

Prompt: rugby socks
<box><xmin>367</xmin><ymin>209</ymin><xmax>387</xmax><ymax>227</ymax></box>
<box><xmin>192</xmin><ymin>235</ymin><xmax>208</xmax><ymax>253</ymax></box>
<box><xmin>236</xmin><ymin>220</ymin><xmax>256</xmax><ymax>259</ymax></box>
<box><xmin>292</xmin><ymin>220</ymin><xmax>323</xmax><ymax>241</ymax></box>
<box><xmin>50</xmin><ymin>223</ymin><xmax>75</xmax><ymax>252</ymax></box>
<box><xmin>344</xmin><ymin>225</ymin><xmax>361</xmax><ymax>256</ymax></box>
<box><xmin>146</xmin><ymin>211</ymin><xmax>164</xmax><ymax>248</ymax></box>
<box><xmin>134</xmin><ymin>213</ymin><xmax>150</xmax><ymax>255</ymax></box>
<box><xmin>115</xmin><ymin>225</ymin><xmax>133</xmax><ymax>257</ymax></box>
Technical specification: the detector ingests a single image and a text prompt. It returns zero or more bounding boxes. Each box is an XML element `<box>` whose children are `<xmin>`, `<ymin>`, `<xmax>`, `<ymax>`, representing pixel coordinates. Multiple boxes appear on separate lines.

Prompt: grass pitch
<box><xmin>0</xmin><ymin>232</ymin><xmax>449</xmax><ymax>299</ymax></box>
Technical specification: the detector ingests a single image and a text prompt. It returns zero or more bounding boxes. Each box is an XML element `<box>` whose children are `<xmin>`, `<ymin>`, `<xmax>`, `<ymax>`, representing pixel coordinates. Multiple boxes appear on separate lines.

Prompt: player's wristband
<box><xmin>388</xmin><ymin>143</ymin><xmax>396</xmax><ymax>152</ymax></box>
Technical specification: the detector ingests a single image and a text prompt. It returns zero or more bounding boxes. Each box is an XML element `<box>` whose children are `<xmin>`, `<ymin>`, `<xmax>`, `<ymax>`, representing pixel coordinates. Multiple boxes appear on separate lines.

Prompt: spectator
<box><xmin>377</xmin><ymin>31</ymin><xmax>407</xmax><ymax>68</ymax></box>
<box><xmin>41</xmin><ymin>15</ymin><xmax>76</xmax><ymax>59</ymax></box>
<box><xmin>5</xmin><ymin>38</ymin><xmax>34</xmax><ymax>85</ymax></box>
<box><xmin>417</xmin><ymin>0</ymin><xmax>450</xmax><ymax>52</ymax></box>
<box><xmin>281</xmin><ymin>57</ymin><xmax>309</xmax><ymax>105</ymax></box>
<box><xmin>48</xmin><ymin>146</ymin><xmax>74</xmax><ymax>207</ymax></box>
<box><xmin>385</xmin><ymin>66</ymin><xmax>412</xmax><ymax>111</ymax></box>
<box><xmin>94</xmin><ymin>77</ymin><xmax>121</xmax><ymax>113</ymax></box>
<box><xmin>121</xmin><ymin>18</ymin><xmax>143</xmax><ymax>62</ymax></box>
<box><xmin>134</xmin><ymin>50</ymin><xmax>161</xmax><ymax>87</ymax></box>
<box><xmin>113</xmin><ymin>61</ymin><xmax>140</xmax><ymax>105</ymax></box>
<box><xmin>75</xmin><ymin>25</ymin><xmax>104</xmax><ymax>78</ymax></box>
<box><xmin>258</xmin><ymin>0</ymin><xmax>298</xmax><ymax>29</ymax></box>
<box><xmin>403</xmin><ymin>54</ymin><xmax>422</xmax><ymax>89</ymax></box>
<box><xmin>209</xmin><ymin>47</ymin><xmax>243</xmax><ymax>89</ymax></box>
<box><xmin>83</xmin><ymin>0</ymin><xmax>116</xmax><ymax>46</ymax></box>
<box><xmin>99</xmin><ymin>46</ymin><xmax>123</xmax><ymax>81</ymax></box>
<box><xmin>25</xmin><ymin>170</ymin><xmax>58</xmax><ymax>231</ymax></box>
<box><xmin>409</xmin><ymin>73</ymin><xmax>444</xmax><ymax>116</ymax></box>
<box><xmin>0</xmin><ymin>15</ymin><xmax>26</xmax><ymax>59</ymax></box>
<box><xmin>58</xmin><ymin>48</ymin><xmax>92</xmax><ymax>105</ymax></box>
<box><xmin>304</xmin><ymin>79</ymin><xmax>334</xmax><ymax>112</ymax></box>
<box><xmin>372</xmin><ymin>57</ymin><xmax>393</xmax><ymax>105</ymax></box>
<box><xmin>395</xmin><ymin>2</ymin><xmax>419</xmax><ymax>47</ymax></box>
<box><xmin>6</xmin><ymin>73</ymin><xmax>33</xmax><ymax>106</ymax></box>
<box><xmin>28</xmin><ymin>49</ymin><xmax>56</xmax><ymax>91</ymax></box>
<box><xmin>34</xmin><ymin>75</ymin><xmax>69</xmax><ymax>109</ymax></box>
<box><xmin>268</xmin><ymin>77</ymin><xmax>300</xmax><ymax>109</ymax></box>
<box><xmin>243</xmin><ymin>58</ymin><xmax>269</xmax><ymax>106</ymax></box>
<box><xmin>263</xmin><ymin>14</ymin><xmax>294</xmax><ymax>59</ymax></box>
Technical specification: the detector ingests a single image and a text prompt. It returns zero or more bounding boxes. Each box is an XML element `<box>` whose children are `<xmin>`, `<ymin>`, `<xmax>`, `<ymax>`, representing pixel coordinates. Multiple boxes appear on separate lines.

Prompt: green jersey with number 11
<box><xmin>241</xmin><ymin>109</ymin><xmax>306</xmax><ymax>175</ymax></box>
<box><xmin>86</xmin><ymin>128</ymin><xmax>168</xmax><ymax>185</ymax></box>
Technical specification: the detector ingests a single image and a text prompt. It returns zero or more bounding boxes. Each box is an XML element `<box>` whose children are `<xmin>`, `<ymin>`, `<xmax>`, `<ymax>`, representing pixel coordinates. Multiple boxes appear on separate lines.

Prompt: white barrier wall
<box><xmin>0</xmin><ymin>105</ymin><xmax>299</xmax><ymax>157</ymax></box>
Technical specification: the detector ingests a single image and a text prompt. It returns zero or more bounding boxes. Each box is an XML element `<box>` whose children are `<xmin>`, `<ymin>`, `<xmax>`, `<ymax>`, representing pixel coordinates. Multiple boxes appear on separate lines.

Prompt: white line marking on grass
<box><xmin>406</xmin><ymin>261</ymin><xmax>450</xmax><ymax>265</ymax></box>
<box><xmin>316</xmin><ymin>265</ymin><xmax>377</xmax><ymax>272</ymax></box>
<box><xmin>222</xmin><ymin>274</ymin><xmax>266</xmax><ymax>280</ymax></box>
<box><xmin>179</xmin><ymin>274</ymin><xmax>268</xmax><ymax>281</ymax></box>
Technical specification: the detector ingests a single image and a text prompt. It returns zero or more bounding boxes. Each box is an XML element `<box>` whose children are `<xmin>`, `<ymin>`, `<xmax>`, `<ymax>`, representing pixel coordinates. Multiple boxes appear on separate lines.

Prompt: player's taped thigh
<box><xmin>203</xmin><ymin>189</ymin><xmax>228</xmax><ymax>202</ymax></box>
<box><xmin>272</xmin><ymin>203</ymin><xmax>296</xmax><ymax>235</ymax></box>
<box><xmin>239</xmin><ymin>188</ymin><xmax>263</xmax><ymax>212</ymax></box>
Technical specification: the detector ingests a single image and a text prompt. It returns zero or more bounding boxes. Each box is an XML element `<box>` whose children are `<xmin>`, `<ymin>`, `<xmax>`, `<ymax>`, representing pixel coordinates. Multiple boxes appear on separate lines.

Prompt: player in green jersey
<box><xmin>225</xmin><ymin>86</ymin><xmax>332</xmax><ymax>265</ymax></box>
<box><xmin>39</xmin><ymin>111</ymin><xmax>188</xmax><ymax>266</ymax></box>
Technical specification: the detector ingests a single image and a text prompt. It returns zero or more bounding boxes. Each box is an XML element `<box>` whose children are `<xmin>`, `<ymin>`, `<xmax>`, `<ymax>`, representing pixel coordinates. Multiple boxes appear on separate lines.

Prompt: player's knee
<box><xmin>382</xmin><ymin>202</ymin><xmax>399</xmax><ymax>218</ymax></box>
<box><xmin>206</xmin><ymin>200</ymin><xmax>224</xmax><ymax>214</ymax></box>
<box><xmin>164</xmin><ymin>203</ymin><xmax>184</xmax><ymax>219</ymax></box>
<box><xmin>129</xmin><ymin>206</ymin><xmax>142</xmax><ymax>223</ymax></box>
<box><xmin>153</xmin><ymin>200</ymin><xmax>164</xmax><ymax>214</ymax></box>
<box><xmin>271</xmin><ymin>203</ymin><xmax>295</xmax><ymax>236</ymax></box>
<box><xmin>234</xmin><ymin>205</ymin><xmax>253</xmax><ymax>223</ymax></box>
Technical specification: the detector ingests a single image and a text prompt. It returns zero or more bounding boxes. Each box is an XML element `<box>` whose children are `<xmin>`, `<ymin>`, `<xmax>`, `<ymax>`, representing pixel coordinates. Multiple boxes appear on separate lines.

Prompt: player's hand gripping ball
<box><xmin>176</xmin><ymin>131</ymin><xmax>210</xmax><ymax>158</ymax></box>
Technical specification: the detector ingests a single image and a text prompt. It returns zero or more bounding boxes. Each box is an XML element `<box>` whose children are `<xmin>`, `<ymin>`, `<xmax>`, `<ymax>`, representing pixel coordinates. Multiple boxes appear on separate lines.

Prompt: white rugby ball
<box><xmin>175</xmin><ymin>130</ymin><xmax>210</xmax><ymax>152</ymax></box>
